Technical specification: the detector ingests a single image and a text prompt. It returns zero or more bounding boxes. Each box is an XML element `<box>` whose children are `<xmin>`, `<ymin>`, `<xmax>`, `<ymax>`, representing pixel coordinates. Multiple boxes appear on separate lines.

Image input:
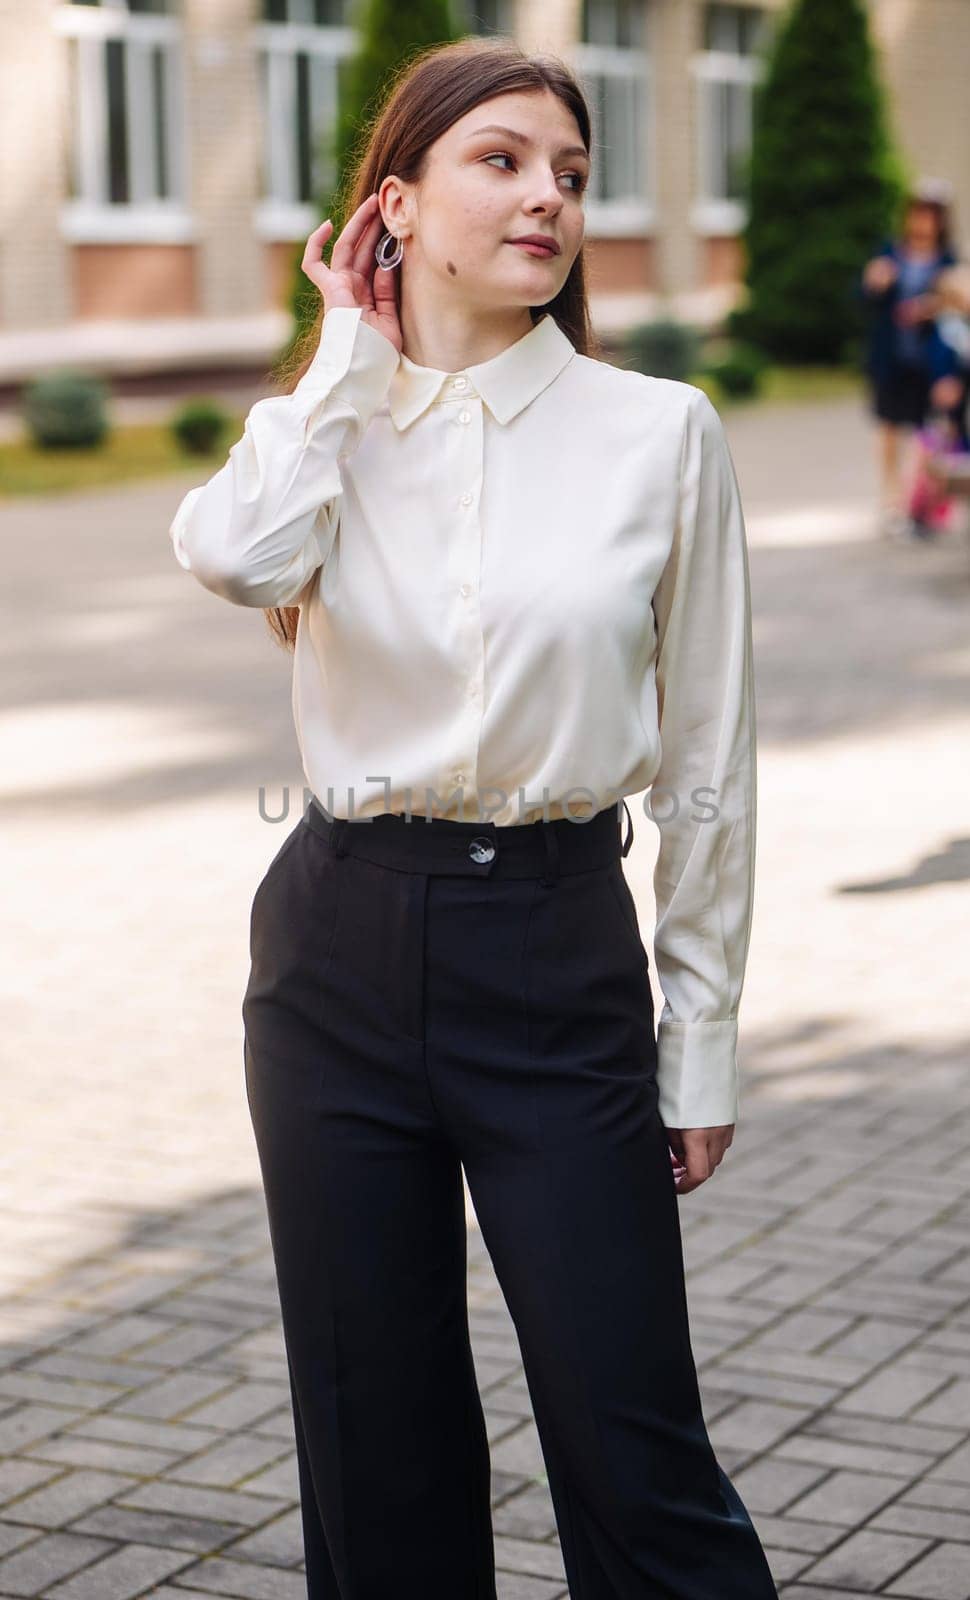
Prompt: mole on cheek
<box><xmin>446</xmin><ymin>260</ymin><xmax>457</xmax><ymax>276</ymax></box>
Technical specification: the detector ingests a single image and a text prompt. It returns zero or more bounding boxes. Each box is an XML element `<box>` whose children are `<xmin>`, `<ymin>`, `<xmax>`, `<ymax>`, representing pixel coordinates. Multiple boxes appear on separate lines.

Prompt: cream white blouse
<box><xmin>169</xmin><ymin>306</ymin><xmax>757</xmax><ymax>1130</ymax></box>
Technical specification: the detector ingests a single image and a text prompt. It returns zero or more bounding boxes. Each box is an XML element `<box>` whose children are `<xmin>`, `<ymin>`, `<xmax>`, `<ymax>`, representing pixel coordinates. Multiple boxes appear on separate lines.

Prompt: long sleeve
<box><xmin>649</xmin><ymin>386</ymin><xmax>757</xmax><ymax>1130</ymax></box>
<box><xmin>169</xmin><ymin>306</ymin><xmax>400</xmax><ymax>607</ymax></box>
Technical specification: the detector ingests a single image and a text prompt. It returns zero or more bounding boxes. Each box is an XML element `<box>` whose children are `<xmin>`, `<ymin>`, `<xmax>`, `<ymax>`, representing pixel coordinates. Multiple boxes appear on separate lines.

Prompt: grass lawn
<box><xmin>0</xmin><ymin>363</ymin><xmax>866</xmax><ymax>497</ymax></box>
<box><xmin>0</xmin><ymin>417</ymin><xmax>244</xmax><ymax>498</ymax></box>
<box><xmin>693</xmin><ymin>363</ymin><xmax>866</xmax><ymax>409</ymax></box>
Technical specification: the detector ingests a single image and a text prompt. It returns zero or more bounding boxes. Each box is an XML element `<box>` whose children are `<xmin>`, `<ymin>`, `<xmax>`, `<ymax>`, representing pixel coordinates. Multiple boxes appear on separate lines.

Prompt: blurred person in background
<box><xmin>859</xmin><ymin>180</ymin><xmax>960</xmax><ymax>539</ymax></box>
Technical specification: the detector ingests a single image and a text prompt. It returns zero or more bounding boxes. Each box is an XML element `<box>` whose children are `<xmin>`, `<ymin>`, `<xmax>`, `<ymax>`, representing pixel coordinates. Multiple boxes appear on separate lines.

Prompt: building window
<box><xmin>262</xmin><ymin>0</ymin><xmax>352</xmax><ymax>22</ymax></box>
<box><xmin>255</xmin><ymin>0</ymin><xmax>356</xmax><ymax>238</ymax></box>
<box><xmin>573</xmin><ymin>0</ymin><xmax>651</xmax><ymax>234</ymax></box>
<box><xmin>69</xmin><ymin>0</ymin><xmax>172</xmax><ymax>9</ymax></box>
<box><xmin>454</xmin><ymin>0</ymin><xmax>516</xmax><ymax>32</ymax></box>
<box><xmin>57</xmin><ymin>0</ymin><xmax>185</xmax><ymax>229</ymax></box>
<box><xmin>703</xmin><ymin>1</ymin><xmax>766</xmax><ymax>55</ymax></box>
<box><xmin>691</xmin><ymin>3</ymin><xmax>769</xmax><ymax>233</ymax></box>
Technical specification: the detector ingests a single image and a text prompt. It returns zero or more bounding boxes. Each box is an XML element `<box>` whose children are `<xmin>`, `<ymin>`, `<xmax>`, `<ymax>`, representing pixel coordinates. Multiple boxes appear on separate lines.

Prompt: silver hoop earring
<box><xmin>375</xmin><ymin>229</ymin><xmax>404</xmax><ymax>271</ymax></box>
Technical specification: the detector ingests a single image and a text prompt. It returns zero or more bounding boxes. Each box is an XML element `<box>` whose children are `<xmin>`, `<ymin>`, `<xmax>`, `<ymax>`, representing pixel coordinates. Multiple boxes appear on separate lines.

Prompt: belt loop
<box><xmin>330</xmin><ymin>817</ymin><xmax>349</xmax><ymax>858</ymax></box>
<box><xmin>620</xmin><ymin>798</ymin><xmax>634</xmax><ymax>857</ymax></box>
<box><xmin>539</xmin><ymin>819</ymin><xmax>560</xmax><ymax>887</ymax></box>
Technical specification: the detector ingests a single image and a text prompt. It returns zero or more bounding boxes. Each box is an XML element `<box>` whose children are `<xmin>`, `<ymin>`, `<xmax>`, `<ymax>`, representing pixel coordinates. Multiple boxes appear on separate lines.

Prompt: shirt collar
<box><xmin>386</xmin><ymin>311</ymin><xmax>576</xmax><ymax>431</ymax></box>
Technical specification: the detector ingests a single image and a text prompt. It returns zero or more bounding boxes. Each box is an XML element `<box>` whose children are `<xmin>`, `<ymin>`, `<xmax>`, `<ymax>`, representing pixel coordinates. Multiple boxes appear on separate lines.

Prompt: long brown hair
<box><xmin>263</xmin><ymin>34</ymin><xmax>598</xmax><ymax>651</ymax></box>
<box><xmin>901</xmin><ymin>192</ymin><xmax>954</xmax><ymax>258</ymax></box>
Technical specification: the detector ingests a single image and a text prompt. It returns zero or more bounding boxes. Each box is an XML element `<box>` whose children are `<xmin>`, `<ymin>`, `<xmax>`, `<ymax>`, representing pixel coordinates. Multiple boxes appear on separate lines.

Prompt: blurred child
<box><xmin>905</xmin><ymin>373</ymin><xmax>969</xmax><ymax>538</ymax></box>
<box><xmin>921</xmin><ymin>264</ymin><xmax>970</xmax><ymax>511</ymax></box>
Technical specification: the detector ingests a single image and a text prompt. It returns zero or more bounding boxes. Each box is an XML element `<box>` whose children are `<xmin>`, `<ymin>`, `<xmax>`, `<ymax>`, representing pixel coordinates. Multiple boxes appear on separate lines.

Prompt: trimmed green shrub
<box><xmin>21</xmin><ymin>369</ymin><xmax>109</xmax><ymax>449</ymax></box>
<box><xmin>622</xmin><ymin>319</ymin><xmax>701</xmax><ymax>382</ymax></box>
<box><xmin>701</xmin><ymin>340</ymin><xmax>770</xmax><ymax>398</ymax></box>
<box><xmin>171</xmin><ymin>398</ymin><xmax>232</xmax><ymax>456</ymax></box>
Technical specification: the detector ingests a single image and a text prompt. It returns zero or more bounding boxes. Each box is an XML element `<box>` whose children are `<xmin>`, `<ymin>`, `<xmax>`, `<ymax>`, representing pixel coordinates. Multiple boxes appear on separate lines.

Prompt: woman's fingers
<box><xmin>350</xmin><ymin>208</ymin><xmax>388</xmax><ymax>312</ymax></box>
<box><xmin>329</xmin><ymin>193</ymin><xmax>381</xmax><ymax>277</ymax></box>
<box><xmin>299</xmin><ymin>193</ymin><xmax>403</xmax><ymax>349</ymax></box>
<box><xmin>668</xmin><ymin>1127</ymin><xmax>734</xmax><ymax>1193</ymax></box>
<box><xmin>303</xmin><ymin>196</ymin><xmax>390</xmax><ymax>315</ymax></box>
<box><xmin>372</xmin><ymin>253</ymin><xmax>400</xmax><ymax>320</ymax></box>
<box><xmin>301</xmin><ymin>218</ymin><xmax>334</xmax><ymax>279</ymax></box>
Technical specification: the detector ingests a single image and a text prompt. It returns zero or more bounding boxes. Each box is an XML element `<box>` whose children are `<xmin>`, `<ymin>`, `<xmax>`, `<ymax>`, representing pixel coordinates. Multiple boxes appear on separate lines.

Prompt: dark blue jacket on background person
<box><xmin>858</xmin><ymin>237</ymin><xmax>959</xmax><ymax>386</ymax></box>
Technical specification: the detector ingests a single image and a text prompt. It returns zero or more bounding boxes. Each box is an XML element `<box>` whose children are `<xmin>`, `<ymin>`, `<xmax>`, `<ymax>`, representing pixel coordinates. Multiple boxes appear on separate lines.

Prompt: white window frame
<box><xmin>252</xmin><ymin>16</ymin><xmax>356</xmax><ymax>241</ymax></box>
<box><xmin>452</xmin><ymin>0</ymin><xmax>517</xmax><ymax>33</ymax></box>
<box><xmin>571</xmin><ymin>38</ymin><xmax>653</xmax><ymax>236</ymax></box>
<box><xmin>690</xmin><ymin>38</ymin><xmax>764</xmax><ymax>236</ymax></box>
<box><xmin>53</xmin><ymin>0</ymin><xmax>191</xmax><ymax>243</ymax></box>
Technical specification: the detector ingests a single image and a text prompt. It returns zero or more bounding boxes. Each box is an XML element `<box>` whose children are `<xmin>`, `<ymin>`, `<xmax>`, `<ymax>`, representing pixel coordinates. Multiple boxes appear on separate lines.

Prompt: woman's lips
<box><xmin>507</xmin><ymin>240</ymin><xmax>557</xmax><ymax>258</ymax></box>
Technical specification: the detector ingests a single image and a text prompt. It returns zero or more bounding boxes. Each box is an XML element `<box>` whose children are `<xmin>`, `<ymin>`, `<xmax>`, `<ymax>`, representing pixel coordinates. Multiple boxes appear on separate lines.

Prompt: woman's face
<box><xmin>904</xmin><ymin>203</ymin><xmax>943</xmax><ymax>253</ymax></box>
<box><xmin>382</xmin><ymin>88</ymin><xmax>589</xmax><ymax>311</ymax></box>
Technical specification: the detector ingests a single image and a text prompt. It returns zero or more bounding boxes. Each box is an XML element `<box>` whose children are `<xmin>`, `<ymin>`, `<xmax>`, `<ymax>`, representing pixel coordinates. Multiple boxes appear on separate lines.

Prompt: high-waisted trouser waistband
<box><xmin>304</xmin><ymin>795</ymin><xmax>635</xmax><ymax>884</ymax></box>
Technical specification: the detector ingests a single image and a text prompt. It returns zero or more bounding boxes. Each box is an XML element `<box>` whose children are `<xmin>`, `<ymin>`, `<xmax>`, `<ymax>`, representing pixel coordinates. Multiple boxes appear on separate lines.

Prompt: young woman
<box><xmin>859</xmin><ymin>185</ymin><xmax>959</xmax><ymax>537</ymax></box>
<box><xmin>169</xmin><ymin>35</ymin><xmax>776</xmax><ymax>1600</ymax></box>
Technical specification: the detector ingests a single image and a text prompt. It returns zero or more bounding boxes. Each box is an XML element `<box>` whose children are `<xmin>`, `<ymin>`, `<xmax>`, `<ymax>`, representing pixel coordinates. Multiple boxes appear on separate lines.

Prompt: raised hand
<box><xmin>301</xmin><ymin>194</ymin><xmax>404</xmax><ymax>355</ymax></box>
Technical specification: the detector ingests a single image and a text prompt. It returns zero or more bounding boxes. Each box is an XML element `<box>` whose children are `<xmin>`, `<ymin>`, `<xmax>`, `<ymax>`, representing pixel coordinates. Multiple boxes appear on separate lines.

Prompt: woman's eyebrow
<box><xmin>463</xmin><ymin>123</ymin><xmax>590</xmax><ymax>162</ymax></box>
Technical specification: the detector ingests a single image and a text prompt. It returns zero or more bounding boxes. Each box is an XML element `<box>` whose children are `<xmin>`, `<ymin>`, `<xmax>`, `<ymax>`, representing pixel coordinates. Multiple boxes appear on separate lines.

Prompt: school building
<box><xmin>0</xmin><ymin>0</ymin><xmax>967</xmax><ymax>384</ymax></box>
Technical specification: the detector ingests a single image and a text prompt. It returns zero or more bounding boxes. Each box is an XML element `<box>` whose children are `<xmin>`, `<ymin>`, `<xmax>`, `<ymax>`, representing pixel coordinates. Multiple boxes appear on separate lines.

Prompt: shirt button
<box><xmin>459</xmin><ymin>583</ymin><xmax>471</xmax><ymax>597</ymax></box>
<box><xmin>452</xmin><ymin>376</ymin><xmax>467</xmax><ymax>389</ymax></box>
<box><xmin>454</xmin><ymin>772</ymin><xmax>466</xmax><ymax>785</ymax></box>
<box><xmin>457</xmin><ymin>409</ymin><xmax>471</xmax><ymax>425</ymax></box>
<box><xmin>460</xmin><ymin>491</ymin><xmax>473</xmax><ymax>506</ymax></box>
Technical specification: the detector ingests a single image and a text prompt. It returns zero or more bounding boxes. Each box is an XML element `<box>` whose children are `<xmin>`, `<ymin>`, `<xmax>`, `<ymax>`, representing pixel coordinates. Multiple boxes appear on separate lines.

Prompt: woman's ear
<box><xmin>377</xmin><ymin>176</ymin><xmax>413</xmax><ymax>242</ymax></box>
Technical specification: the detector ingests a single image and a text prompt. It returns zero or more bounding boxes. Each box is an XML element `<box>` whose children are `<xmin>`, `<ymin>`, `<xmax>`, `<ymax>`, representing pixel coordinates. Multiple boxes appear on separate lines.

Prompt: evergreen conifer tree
<box><xmin>733</xmin><ymin>0</ymin><xmax>908</xmax><ymax>363</ymax></box>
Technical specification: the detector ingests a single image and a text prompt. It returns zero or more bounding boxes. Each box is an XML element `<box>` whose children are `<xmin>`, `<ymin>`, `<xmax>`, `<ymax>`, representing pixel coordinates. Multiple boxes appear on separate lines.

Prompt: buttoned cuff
<box><xmin>655</xmin><ymin>1017</ymin><xmax>740</xmax><ymax>1129</ymax></box>
<box><xmin>294</xmin><ymin>305</ymin><xmax>400</xmax><ymax>429</ymax></box>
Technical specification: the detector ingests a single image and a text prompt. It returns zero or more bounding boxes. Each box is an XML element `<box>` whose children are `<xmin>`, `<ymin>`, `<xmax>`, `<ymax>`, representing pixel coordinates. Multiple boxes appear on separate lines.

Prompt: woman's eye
<box><xmin>482</xmin><ymin>152</ymin><xmax>587</xmax><ymax>192</ymax></box>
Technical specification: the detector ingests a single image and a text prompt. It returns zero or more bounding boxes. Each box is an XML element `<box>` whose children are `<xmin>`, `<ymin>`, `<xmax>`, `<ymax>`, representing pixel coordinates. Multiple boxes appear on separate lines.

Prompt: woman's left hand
<box><xmin>666</xmin><ymin>1125</ymin><xmax>734</xmax><ymax>1194</ymax></box>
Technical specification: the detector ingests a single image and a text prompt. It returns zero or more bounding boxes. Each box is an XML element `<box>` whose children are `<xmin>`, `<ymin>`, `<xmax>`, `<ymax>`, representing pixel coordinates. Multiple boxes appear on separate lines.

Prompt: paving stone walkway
<box><xmin>2</xmin><ymin>390</ymin><xmax>969</xmax><ymax>1597</ymax></box>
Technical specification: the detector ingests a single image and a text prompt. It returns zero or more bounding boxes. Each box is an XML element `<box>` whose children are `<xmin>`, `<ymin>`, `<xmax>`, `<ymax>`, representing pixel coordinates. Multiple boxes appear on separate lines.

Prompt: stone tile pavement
<box><xmin>1</xmin><ymin>392</ymin><xmax>969</xmax><ymax>1597</ymax></box>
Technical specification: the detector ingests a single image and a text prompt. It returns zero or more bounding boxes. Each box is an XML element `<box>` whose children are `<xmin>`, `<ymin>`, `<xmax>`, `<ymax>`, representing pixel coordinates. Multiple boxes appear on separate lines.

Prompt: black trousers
<box><xmin>242</xmin><ymin>799</ymin><xmax>778</xmax><ymax>1600</ymax></box>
